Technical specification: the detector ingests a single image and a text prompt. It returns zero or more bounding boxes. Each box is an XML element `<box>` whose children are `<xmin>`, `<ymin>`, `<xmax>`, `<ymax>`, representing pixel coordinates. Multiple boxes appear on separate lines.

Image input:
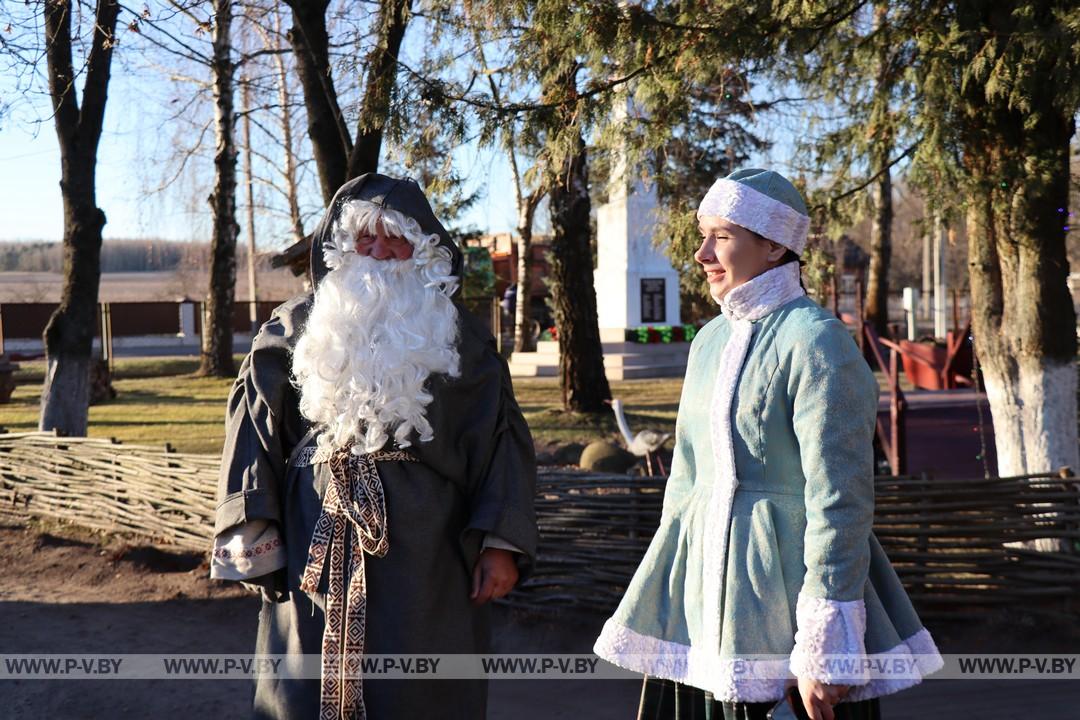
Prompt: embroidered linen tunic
<box><xmin>594</xmin><ymin>262</ymin><xmax>944</xmax><ymax>703</ymax></box>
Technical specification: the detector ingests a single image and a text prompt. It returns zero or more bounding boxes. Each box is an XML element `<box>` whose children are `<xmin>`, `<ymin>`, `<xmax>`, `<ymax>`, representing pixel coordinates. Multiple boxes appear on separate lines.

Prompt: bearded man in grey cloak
<box><xmin>209</xmin><ymin>174</ymin><xmax>538</xmax><ymax>720</ymax></box>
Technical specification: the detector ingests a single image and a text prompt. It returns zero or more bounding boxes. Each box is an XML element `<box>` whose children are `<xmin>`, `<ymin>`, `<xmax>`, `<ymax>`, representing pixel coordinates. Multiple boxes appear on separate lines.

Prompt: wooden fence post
<box><xmin>890</xmin><ymin>348</ymin><xmax>906</xmax><ymax>476</ymax></box>
<box><xmin>854</xmin><ymin>279</ymin><xmax>865</xmax><ymax>352</ymax></box>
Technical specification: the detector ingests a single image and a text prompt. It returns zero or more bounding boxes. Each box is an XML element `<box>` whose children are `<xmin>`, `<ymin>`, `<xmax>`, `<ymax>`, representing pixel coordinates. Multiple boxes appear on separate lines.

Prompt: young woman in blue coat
<box><xmin>594</xmin><ymin>169</ymin><xmax>943</xmax><ymax>720</ymax></box>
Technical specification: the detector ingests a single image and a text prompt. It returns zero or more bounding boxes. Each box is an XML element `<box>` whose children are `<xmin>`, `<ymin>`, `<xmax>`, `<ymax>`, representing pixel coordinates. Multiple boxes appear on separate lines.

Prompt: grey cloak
<box><xmin>212</xmin><ymin>174</ymin><xmax>539</xmax><ymax>719</ymax></box>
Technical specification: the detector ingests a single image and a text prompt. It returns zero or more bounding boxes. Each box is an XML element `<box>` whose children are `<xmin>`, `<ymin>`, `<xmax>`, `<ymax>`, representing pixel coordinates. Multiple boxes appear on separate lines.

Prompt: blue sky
<box><xmin>0</xmin><ymin>2</ymin><xmax>533</xmax><ymax>246</ymax></box>
<box><xmin>0</xmin><ymin>8</ymin><xmax>800</xmax><ymax>248</ymax></box>
<box><xmin>0</xmin><ymin>69</ymin><xmax>193</xmax><ymax>243</ymax></box>
<box><xmin>0</xmin><ymin>92</ymin><xmax>795</xmax><ymax>247</ymax></box>
<box><xmin>0</xmin><ymin>73</ymin><xmax>522</xmax><ymax>245</ymax></box>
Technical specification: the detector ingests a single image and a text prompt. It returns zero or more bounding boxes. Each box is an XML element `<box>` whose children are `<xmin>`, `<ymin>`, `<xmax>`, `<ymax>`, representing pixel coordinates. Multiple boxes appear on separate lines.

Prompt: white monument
<box><xmin>507</xmin><ymin>98</ymin><xmax>688</xmax><ymax>379</ymax></box>
<box><xmin>594</xmin><ymin>109</ymin><xmax>681</xmax><ymax>340</ymax></box>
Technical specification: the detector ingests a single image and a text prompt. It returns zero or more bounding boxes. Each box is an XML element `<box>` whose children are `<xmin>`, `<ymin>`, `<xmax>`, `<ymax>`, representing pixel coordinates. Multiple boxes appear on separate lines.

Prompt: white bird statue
<box><xmin>609</xmin><ymin>398</ymin><xmax>671</xmax><ymax>476</ymax></box>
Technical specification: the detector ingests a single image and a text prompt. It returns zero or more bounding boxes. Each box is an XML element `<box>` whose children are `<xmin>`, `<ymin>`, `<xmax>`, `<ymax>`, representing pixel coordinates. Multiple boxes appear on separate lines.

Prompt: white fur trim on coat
<box><xmin>593</xmin><ymin>618</ymin><xmax>944</xmax><ymax>703</ymax></box>
<box><xmin>703</xmin><ymin>262</ymin><xmax>806</xmax><ymax>652</ymax></box>
<box><xmin>718</xmin><ymin>262</ymin><xmax>806</xmax><ymax>321</ymax></box>
<box><xmin>702</xmin><ymin>317</ymin><xmax>753</xmax><ymax>651</ymax></box>
<box><xmin>698</xmin><ymin>178</ymin><xmax>811</xmax><ymax>255</ymax></box>
<box><xmin>788</xmin><ymin>591</ymin><xmax>870</xmax><ymax>685</ymax></box>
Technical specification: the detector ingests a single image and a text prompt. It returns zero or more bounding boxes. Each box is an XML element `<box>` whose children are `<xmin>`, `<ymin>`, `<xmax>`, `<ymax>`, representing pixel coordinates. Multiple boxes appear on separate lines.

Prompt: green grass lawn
<box><xmin>3</xmin><ymin>357</ymin><xmax>240</xmax><ymax>454</ymax></box>
<box><xmin>514</xmin><ymin>377</ymin><xmax>683</xmax><ymax>446</ymax></box>
<box><xmin>1</xmin><ymin>357</ymin><xmax>685</xmax><ymax>454</ymax></box>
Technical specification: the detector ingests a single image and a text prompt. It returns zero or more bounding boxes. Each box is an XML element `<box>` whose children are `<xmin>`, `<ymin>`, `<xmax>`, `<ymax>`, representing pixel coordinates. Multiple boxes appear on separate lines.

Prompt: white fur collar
<box><xmin>700</xmin><ymin>258</ymin><xmax>805</xmax><ymax>654</ymax></box>
<box><xmin>719</xmin><ymin>262</ymin><xmax>805</xmax><ymax>322</ymax></box>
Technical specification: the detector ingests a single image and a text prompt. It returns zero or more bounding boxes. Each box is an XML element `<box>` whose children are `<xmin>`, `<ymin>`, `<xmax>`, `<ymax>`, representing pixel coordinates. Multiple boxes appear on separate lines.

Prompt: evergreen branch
<box><xmin>813</xmin><ymin>138</ymin><xmax>920</xmax><ymax>209</ymax></box>
<box><xmin>395</xmin><ymin>54</ymin><xmax>665</xmax><ymax>115</ymax></box>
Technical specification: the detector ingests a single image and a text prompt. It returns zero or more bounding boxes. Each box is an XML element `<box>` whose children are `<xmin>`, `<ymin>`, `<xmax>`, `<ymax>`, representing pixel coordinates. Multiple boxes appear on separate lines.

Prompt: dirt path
<box><xmin>0</xmin><ymin>518</ymin><xmax>256</xmax><ymax>718</ymax></box>
<box><xmin>0</xmin><ymin>517</ymin><xmax>637</xmax><ymax>720</ymax></box>
<box><xmin>2</xmin><ymin>517</ymin><xmax>1079</xmax><ymax>719</ymax></box>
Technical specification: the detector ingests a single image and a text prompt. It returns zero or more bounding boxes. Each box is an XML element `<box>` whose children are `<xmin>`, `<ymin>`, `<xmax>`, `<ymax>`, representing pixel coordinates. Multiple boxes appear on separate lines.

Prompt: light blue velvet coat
<box><xmin>594</xmin><ymin>265</ymin><xmax>943</xmax><ymax>703</ymax></box>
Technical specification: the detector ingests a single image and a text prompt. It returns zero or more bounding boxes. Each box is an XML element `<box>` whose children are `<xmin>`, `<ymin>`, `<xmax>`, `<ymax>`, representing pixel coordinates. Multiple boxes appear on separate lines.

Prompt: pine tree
<box><xmin>933</xmin><ymin>1</ymin><xmax>1079</xmax><ymax>478</ymax></box>
<box><xmin>415</xmin><ymin>1</ymin><xmax>620</xmax><ymax>412</ymax></box>
<box><xmin>587</xmin><ymin>0</ymin><xmax>1080</xmax><ymax>476</ymax></box>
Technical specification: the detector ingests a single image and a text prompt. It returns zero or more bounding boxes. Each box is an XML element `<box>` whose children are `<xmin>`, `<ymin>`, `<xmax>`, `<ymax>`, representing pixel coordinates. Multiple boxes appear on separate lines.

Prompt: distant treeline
<box><xmin>0</xmin><ymin>240</ymin><xmax>270</xmax><ymax>273</ymax></box>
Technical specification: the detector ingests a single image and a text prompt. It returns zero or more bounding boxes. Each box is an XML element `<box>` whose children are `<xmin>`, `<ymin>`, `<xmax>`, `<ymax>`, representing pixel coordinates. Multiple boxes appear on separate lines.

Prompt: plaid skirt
<box><xmin>636</xmin><ymin>676</ymin><xmax>882</xmax><ymax>720</ymax></box>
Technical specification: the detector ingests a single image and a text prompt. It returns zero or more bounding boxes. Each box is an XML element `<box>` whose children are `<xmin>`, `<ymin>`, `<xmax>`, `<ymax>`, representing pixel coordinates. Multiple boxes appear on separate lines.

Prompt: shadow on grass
<box><xmin>87</xmin><ymin>419</ymin><xmax>221</xmax><ymax>428</ymax></box>
<box><xmin>96</xmin><ymin>387</ymin><xmax>226</xmax><ymax>404</ymax></box>
<box><xmin>629</xmin><ymin>404</ymin><xmax>680</xmax><ymax>416</ymax></box>
<box><xmin>11</xmin><ymin>354</ymin><xmax>246</xmax><ymax>384</ymax></box>
<box><xmin>6</xmin><ymin>357</ymin><xmax>688</xmax><ymax>451</ymax></box>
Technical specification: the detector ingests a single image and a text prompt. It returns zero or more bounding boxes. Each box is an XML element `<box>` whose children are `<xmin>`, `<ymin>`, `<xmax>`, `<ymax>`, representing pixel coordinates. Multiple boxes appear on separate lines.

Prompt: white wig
<box><xmin>323</xmin><ymin>199</ymin><xmax>459</xmax><ymax>298</ymax></box>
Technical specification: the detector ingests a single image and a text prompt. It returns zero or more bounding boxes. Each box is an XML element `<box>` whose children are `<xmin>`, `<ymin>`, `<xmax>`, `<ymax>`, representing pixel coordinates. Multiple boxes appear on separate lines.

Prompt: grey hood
<box><xmin>307</xmin><ymin>173</ymin><xmax>463</xmax><ymax>295</ymax></box>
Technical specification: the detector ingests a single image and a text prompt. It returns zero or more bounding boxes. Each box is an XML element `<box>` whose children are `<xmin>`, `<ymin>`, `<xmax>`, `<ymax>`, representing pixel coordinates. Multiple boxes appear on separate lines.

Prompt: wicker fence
<box><xmin>2</xmin><ymin>431</ymin><xmax>1078</xmax><ymax>618</ymax></box>
<box><xmin>0</xmin><ymin>432</ymin><xmax>217</xmax><ymax>551</ymax></box>
<box><xmin>871</xmin><ymin>472</ymin><xmax>1080</xmax><ymax>618</ymax></box>
<box><xmin>509</xmin><ymin>470</ymin><xmax>667</xmax><ymax>612</ymax></box>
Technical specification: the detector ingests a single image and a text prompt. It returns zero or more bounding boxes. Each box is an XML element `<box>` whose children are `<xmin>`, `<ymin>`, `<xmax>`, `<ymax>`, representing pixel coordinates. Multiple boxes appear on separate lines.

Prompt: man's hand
<box><xmin>795</xmin><ymin>677</ymin><xmax>850</xmax><ymax>720</ymax></box>
<box><xmin>470</xmin><ymin>548</ymin><xmax>519</xmax><ymax>606</ymax></box>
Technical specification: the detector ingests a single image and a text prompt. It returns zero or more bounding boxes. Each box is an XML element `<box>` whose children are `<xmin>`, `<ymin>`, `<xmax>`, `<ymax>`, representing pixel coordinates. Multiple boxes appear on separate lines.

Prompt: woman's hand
<box><xmin>795</xmin><ymin>677</ymin><xmax>850</xmax><ymax>720</ymax></box>
<box><xmin>470</xmin><ymin>548</ymin><xmax>519</xmax><ymax>606</ymax></box>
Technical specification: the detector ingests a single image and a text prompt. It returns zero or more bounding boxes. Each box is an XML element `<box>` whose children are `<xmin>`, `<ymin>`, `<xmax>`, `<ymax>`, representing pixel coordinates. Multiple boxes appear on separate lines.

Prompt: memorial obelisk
<box><xmin>594</xmin><ymin>103</ymin><xmax>681</xmax><ymax>339</ymax></box>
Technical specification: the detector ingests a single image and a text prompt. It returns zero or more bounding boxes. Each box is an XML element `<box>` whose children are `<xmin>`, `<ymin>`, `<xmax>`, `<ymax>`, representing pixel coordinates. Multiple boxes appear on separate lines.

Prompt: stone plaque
<box><xmin>640</xmin><ymin>278</ymin><xmax>666</xmax><ymax>324</ymax></box>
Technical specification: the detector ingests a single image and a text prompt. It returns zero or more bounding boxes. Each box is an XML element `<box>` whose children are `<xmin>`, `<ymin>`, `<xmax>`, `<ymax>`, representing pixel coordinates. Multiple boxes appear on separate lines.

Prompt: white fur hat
<box><xmin>697</xmin><ymin>168</ymin><xmax>811</xmax><ymax>255</ymax></box>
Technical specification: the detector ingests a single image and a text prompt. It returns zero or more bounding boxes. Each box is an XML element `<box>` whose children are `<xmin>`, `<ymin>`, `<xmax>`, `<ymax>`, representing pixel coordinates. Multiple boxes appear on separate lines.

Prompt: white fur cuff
<box><xmin>697</xmin><ymin>178</ymin><xmax>810</xmax><ymax>255</ymax></box>
<box><xmin>788</xmin><ymin>591</ymin><xmax>871</xmax><ymax>685</ymax></box>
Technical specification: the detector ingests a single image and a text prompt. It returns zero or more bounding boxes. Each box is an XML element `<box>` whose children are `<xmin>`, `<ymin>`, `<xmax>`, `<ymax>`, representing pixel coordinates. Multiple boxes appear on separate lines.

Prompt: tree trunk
<box><xmin>1008</xmin><ymin>116</ymin><xmax>1077</xmax><ymax>480</ymax></box>
<box><xmin>548</xmin><ymin>133</ymin><xmax>611</xmax><ymax>413</ymax></box>
<box><xmin>969</xmin><ymin>180</ymin><xmax>1078</xmax><ymax>482</ymax></box>
<box><xmin>865</xmin><ymin>157</ymin><xmax>892</xmax><ymax>336</ymax></box>
<box><xmin>347</xmin><ymin>0</ymin><xmax>411</xmax><ymax>179</ymax></box>
<box><xmin>863</xmin><ymin>3</ymin><xmax>893</xmax><ymax>337</ymax></box>
<box><xmin>966</xmin><ymin>191</ymin><xmax>1024</xmax><ymax>473</ymax></box>
<box><xmin>284</xmin><ymin>0</ymin><xmax>351</xmax><ymax>205</ymax></box>
<box><xmin>241</xmin><ymin>78</ymin><xmax>259</xmax><ymax>335</ymax></box>
<box><xmin>513</xmin><ymin>231</ymin><xmax>535</xmax><ymax>353</ymax></box>
<box><xmin>921</xmin><ymin>229</ymin><xmax>931</xmax><ymax>321</ymax></box>
<box><xmin>199</xmin><ymin>0</ymin><xmax>239</xmax><ymax>377</ymax></box>
<box><xmin>286</xmin><ymin>0</ymin><xmax>410</xmax><ymax>205</ymax></box>
<box><xmin>38</xmin><ymin>0</ymin><xmax>119</xmax><ymax>436</ymax></box>
<box><xmin>962</xmin><ymin>37</ymin><xmax>1078</xmax><ymax>482</ymax></box>
<box><xmin>514</xmin><ymin>192</ymin><xmax>541</xmax><ymax>353</ymax></box>
<box><xmin>932</xmin><ymin>211</ymin><xmax>948</xmax><ymax>339</ymax></box>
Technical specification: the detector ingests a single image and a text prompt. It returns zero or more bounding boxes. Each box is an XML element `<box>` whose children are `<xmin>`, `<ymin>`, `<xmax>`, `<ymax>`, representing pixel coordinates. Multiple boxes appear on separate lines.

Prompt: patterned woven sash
<box><xmin>300</xmin><ymin>447</ymin><xmax>416</xmax><ymax>720</ymax></box>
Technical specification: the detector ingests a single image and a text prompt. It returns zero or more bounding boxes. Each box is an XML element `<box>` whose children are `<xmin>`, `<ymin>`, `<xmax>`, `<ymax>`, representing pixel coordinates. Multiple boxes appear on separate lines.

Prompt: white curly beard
<box><xmin>291</xmin><ymin>252</ymin><xmax>461</xmax><ymax>455</ymax></box>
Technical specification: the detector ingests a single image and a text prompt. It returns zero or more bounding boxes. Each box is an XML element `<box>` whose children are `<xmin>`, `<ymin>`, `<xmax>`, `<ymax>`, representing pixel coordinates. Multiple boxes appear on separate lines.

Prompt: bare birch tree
<box><xmin>465</xmin><ymin>12</ymin><xmax>545</xmax><ymax>352</ymax></box>
<box><xmin>128</xmin><ymin>1</ymin><xmax>316</xmax><ymax>374</ymax></box>
<box><xmin>246</xmin><ymin>2</ymin><xmax>307</xmax><ymax>245</ymax></box>
<box><xmin>198</xmin><ymin>0</ymin><xmax>239</xmax><ymax>377</ymax></box>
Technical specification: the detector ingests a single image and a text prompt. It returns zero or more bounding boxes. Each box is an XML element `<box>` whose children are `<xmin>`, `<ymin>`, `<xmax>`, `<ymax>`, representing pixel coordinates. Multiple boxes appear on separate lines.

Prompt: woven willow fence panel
<box><xmin>2</xmin><ymin>432</ymin><xmax>1078</xmax><ymax>618</ymax></box>
<box><xmin>870</xmin><ymin>473</ymin><xmax>1080</xmax><ymax>618</ymax></box>
<box><xmin>0</xmin><ymin>432</ymin><xmax>217</xmax><ymax>552</ymax></box>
